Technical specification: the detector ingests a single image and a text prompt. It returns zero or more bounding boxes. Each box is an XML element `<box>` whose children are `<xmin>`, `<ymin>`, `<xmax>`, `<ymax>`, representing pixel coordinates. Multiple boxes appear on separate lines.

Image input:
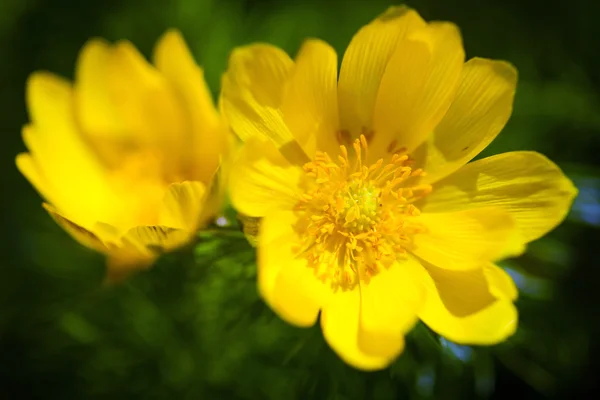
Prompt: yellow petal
<box><xmin>337</xmin><ymin>6</ymin><xmax>426</xmax><ymax>137</ymax></box>
<box><xmin>258</xmin><ymin>211</ymin><xmax>331</xmax><ymax>327</ymax></box>
<box><xmin>159</xmin><ymin>181</ymin><xmax>207</xmax><ymax>231</ymax></box>
<box><xmin>44</xmin><ymin>203</ymin><xmax>167</xmax><ymax>261</ymax></box>
<box><xmin>418</xmin><ymin>260</ymin><xmax>518</xmax><ymax>344</ymax></box>
<box><xmin>358</xmin><ymin>257</ymin><xmax>424</xmax><ymax>357</ymax></box>
<box><xmin>220</xmin><ymin>44</ymin><xmax>296</xmax><ymax>148</ymax></box>
<box><xmin>370</xmin><ymin>22</ymin><xmax>465</xmax><ymax>158</ymax></box>
<box><xmin>229</xmin><ymin>138</ymin><xmax>303</xmax><ymax>218</ymax></box>
<box><xmin>104</xmin><ymin>224</ymin><xmax>159</xmax><ymax>284</ymax></box>
<box><xmin>412</xmin><ymin>58</ymin><xmax>518</xmax><ymax>184</ymax></box>
<box><xmin>237</xmin><ymin>213</ymin><xmax>261</xmax><ymax>247</ymax></box>
<box><xmin>43</xmin><ymin>203</ymin><xmax>170</xmax><ymax>284</ymax></box>
<box><xmin>321</xmin><ymin>290</ymin><xmax>394</xmax><ymax>371</ymax></box>
<box><xmin>106</xmin><ymin>40</ymin><xmax>187</xmax><ymax>169</ymax></box>
<box><xmin>254</xmin><ymin>211</ymin><xmax>286</xmax><ymax>294</ymax></box>
<box><xmin>280</xmin><ymin>39</ymin><xmax>340</xmax><ymax>157</ymax></box>
<box><xmin>410</xmin><ymin>208</ymin><xmax>524</xmax><ymax>270</ymax></box>
<box><xmin>153</xmin><ymin>30</ymin><xmax>219</xmax><ymax>129</ymax></box>
<box><xmin>153</xmin><ymin>30</ymin><xmax>225</xmax><ymax>184</ymax></box>
<box><xmin>484</xmin><ymin>263</ymin><xmax>518</xmax><ymax>301</ymax></box>
<box><xmin>43</xmin><ymin>203</ymin><xmax>114</xmax><ymax>254</ymax></box>
<box><xmin>197</xmin><ymin>141</ymin><xmax>234</xmax><ymax>225</ymax></box>
<box><xmin>121</xmin><ymin>225</ymin><xmax>192</xmax><ymax>254</ymax></box>
<box><xmin>74</xmin><ymin>39</ymin><xmax>125</xmax><ymax>140</ymax></box>
<box><xmin>26</xmin><ymin>73</ymin><xmax>114</xmax><ymax>227</ymax></box>
<box><xmin>419</xmin><ymin>151</ymin><xmax>578</xmax><ymax>242</ymax></box>
<box><xmin>16</xmin><ymin>152</ymin><xmax>55</xmax><ymax>205</ymax></box>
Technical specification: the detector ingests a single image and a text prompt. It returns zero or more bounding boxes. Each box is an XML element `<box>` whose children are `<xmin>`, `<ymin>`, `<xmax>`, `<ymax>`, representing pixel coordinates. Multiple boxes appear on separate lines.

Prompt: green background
<box><xmin>1</xmin><ymin>0</ymin><xmax>599</xmax><ymax>398</ymax></box>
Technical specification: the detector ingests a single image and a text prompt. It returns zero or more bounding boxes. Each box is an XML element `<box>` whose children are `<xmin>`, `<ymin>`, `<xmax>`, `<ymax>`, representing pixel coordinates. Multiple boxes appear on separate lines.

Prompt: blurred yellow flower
<box><xmin>221</xmin><ymin>6</ymin><xmax>577</xmax><ymax>370</ymax></box>
<box><xmin>17</xmin><ymin>30</ymin><xmax>232</xmax><ymax>283</ymax></box>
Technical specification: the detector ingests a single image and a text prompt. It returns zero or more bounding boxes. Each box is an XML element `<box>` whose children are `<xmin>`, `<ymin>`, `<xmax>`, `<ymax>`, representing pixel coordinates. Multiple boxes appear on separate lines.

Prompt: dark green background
<box><xmin>1</xmin><ymin>0</ymin><xmax>599</xmax><ymax>398</ymax></box>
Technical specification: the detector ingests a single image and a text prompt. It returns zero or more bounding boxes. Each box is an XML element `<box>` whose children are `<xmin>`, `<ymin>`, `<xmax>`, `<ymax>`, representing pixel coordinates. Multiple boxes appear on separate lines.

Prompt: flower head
<box><xmin>17</xmin><ymin>30</ymin><xmax>232</xmax><ymax>282</ymax></box>
<box><xmin>221</xmin><ymin>6</ymin><xmax>577</xmax><ymax>370</ymax></box>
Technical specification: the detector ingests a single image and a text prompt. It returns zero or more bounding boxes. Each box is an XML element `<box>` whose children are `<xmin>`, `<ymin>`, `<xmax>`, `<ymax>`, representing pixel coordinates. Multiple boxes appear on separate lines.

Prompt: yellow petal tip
<box><xmin>378</xmin><ymin>5</ymin><xmax>413</xmax><ymax>21</ymax></box>
<box><xmin>156</xmin><ymin>28</ymin><xmax>185</xmax><ymax>50</ymax></box>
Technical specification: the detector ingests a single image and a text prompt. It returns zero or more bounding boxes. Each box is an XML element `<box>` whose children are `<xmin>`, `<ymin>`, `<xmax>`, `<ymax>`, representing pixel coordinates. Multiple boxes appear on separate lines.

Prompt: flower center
<box><xmin>294</xmin><ymin>135</ymin><xmax>432</xmax><ymax>291</ymax></box>
<box><xmin>338</xmin><ymin>181</ymin><xmax>379</xmax><ymax>234</ymax></box>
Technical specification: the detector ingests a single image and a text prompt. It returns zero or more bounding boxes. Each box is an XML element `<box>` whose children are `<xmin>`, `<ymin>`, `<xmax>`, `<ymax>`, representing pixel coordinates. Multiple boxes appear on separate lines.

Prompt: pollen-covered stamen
<box><xmin>338</xmin><ymin>181</ymin><xmax>379</xmax><ymax>234</ymax></box>
<box><xmin>294</xmin><ymin>134</ymin><xmax>432</xmax><ymax>291</ymax></box>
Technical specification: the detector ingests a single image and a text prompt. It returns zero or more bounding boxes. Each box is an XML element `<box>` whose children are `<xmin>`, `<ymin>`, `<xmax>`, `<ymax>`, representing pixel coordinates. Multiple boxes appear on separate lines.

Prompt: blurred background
<box><xmin>1</xmin><ymin>0</ymin><xmax>599</xmax><ymax>398</ymax></box>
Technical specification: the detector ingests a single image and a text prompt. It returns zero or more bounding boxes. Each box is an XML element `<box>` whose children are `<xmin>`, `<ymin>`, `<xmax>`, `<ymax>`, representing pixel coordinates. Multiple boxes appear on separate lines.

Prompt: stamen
<box><xmin>296</xmin><ymin>134</ymin><xmax>430</xmax><ymax>291</ymax></box>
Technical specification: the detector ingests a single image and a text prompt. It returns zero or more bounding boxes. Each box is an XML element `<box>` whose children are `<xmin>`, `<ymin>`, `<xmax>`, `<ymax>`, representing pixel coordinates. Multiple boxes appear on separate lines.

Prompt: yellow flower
<box><xmin>221</xmin><ymin>6</ymin><xmax>577</xmax><ymax>370</ymax></box>
<box><xmin>17</xmin><ymin>30</ymin><xmax>232</xmax><ymax>283</ymax></box>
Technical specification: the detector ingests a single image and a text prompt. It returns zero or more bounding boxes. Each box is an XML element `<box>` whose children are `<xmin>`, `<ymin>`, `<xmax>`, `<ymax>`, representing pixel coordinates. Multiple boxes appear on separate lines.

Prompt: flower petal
<box><xmin>220</xmin><ymin>44</ymin><xmax>297</xmax><ymax>148</ymax></box>
<box><xmin>370</xmin><ymin>22</ymin><xmax>465</xmax><ymax>158</ymax></box>
<box><xmin>106</xmin><ymin>40</ymin><xmax>187</xmax><ymax>172</ymax></box>
<box><xmin>484</xmin><ymin>263</ymin><xmax>518</xmax><ymax>301</ymax></box>
<box><xmin>256</xmin><ymin>213</ymin><xmax>292</xmax><ymax>297</ymax></box>
<box><xmin>43</xmin><ymin>203</ymin><xmax>115</xmax><ymax>254</ymax></box>
<box><xmin>16</xmin><ymin>152</ymin><xmax>55</xmax><ymax>205</ymax></box>
<box><xmin>74</xmin><ymin>39</ymin><xmax>126</xmax><ymax>140</ymax></box>
<box><xmin>418</xmin><ymin>260</ymin><xmax>518</xmax><ymax>344</ymax></box>
<box><xmin>159</xmin><ymin>181</ymin><xmax>207</xmax><ymax>231</ymax></box>
<box><xmin>418</xmin><ymin>151</ymin><xmax>578</xmax><ymax>242</ymax></box>
<box><xmin>108</xmin><ymin>224</ymin><xmax>191</xmax><ymax>284</ymax></box>
<box><xmin>358</xmin><ymin>257</ymin><xmax>424</xmax><ymax>357</ymax></box>
<box><xmin>25</xmin><ymin>73</ymin><xmax>115</xmax><ymax>227</ymax></box>
<box><xmin>229</xmin><ymin>138</ymin><xmax>303</xmax><ymax>218</ymax></box>
<box><xmin>121</xmin><ymin>225</ymin><xmax>191</xmax><ymax>254</ymax></box>
<box><xmin>412</xmin><ymin>58</ymin><xmax>518</xmax><ymax>184</ymax></box>
<box><xmin>337</xmin><ymin>6</ymin><xmax>426</xmax><ymax>137</ymax></box>
<box><xmin>280</xmin><ymin>39</ymin><xmax>340</xmax><ymax>157</ymax></box>
<box><xmin>410</xmin><ymin>207</ymin><xmax>524</xmax><ymax>270</ymax></box>
<box><xmin>153</xmin><ymin>30</ymin><xmax>219</xmax><ymax>129</ymax></box>
<box><xmin>258</xmin><ymin>211</ymin><xmax>331</xmax><ymax>327</ymax></box>
<box><xmin>43</xmin><ymin>203</ymin><xmax>157</xmax><ymax>284</ymax></box>
<box><xmin>321</xmin><ymin>290</ymin><xmax>395</xmax><ymax>371</ymax></box>
<box><xmin>153</xmin><ymin>30</ymin><xmax>226</xmax><ymax>184</ymax></box>
<box><xmin>198</xmin><ymin>145</ymin><xmax>234</xmax><ymax>225</ymax></box>
<box><xmin>42</xmin><ymin>203</ymin><xmax>174</xmax><ymax>285</ymax></box>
